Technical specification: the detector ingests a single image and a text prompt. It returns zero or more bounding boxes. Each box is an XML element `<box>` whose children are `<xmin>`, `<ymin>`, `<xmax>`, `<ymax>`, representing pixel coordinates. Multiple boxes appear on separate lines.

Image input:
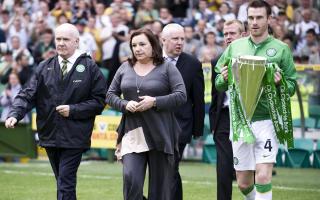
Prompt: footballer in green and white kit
<box><xmin>214</xmin><ymin>1</ymin><xmax>297</xmax><ymax>200</ymax></box>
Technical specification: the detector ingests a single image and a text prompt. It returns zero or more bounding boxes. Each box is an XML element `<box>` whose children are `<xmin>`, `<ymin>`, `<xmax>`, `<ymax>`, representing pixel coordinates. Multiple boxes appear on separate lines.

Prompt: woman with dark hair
<box><xmin>106</xmin><ymin>28</ymin><xmax>186</xmax><ymax>200</ymax></box>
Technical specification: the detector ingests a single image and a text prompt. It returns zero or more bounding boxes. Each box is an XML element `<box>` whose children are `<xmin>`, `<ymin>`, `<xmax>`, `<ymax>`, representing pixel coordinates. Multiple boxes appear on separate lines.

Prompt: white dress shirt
<box><xmin>163</xmin><ymin>51</ymin><xmax>179</xmax><ymax>66</ymax></box>
<box><xmin>58</xmin><ymin>50</ymin><xmax>82</xmax><ymax>73</ymax></box>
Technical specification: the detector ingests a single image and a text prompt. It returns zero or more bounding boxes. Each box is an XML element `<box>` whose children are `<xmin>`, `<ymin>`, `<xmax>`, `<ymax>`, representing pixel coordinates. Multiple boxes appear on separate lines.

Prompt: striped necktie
<box><xmin>61</xmin><ymin>59</ymin><xmax>68</xmax><ymax>78</ymax></box>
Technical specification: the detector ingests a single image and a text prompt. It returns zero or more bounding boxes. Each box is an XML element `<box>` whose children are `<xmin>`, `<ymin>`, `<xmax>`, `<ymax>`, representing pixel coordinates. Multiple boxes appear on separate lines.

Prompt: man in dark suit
<box><xmin>5</xmin><ymin>23</ymin><xmax>106</xmax><ymax>200</ymax></box>
<box><xmin>210</xmin><ymin>19</ymin><xmax>245</xmax><ymax>200</ymax></box>
<box><xmin>161</xmin><ymin>23</ymin><xmax>205</xmax><ymax>200</ymax></box>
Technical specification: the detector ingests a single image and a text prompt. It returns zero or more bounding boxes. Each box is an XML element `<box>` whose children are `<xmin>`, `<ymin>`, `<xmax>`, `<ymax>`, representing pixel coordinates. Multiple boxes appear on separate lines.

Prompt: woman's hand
<box><xmin>136</xmin><ymin>96</ymin><xmax>156</xmax><ymax>112</ymax></box>
<box><xmin>115</xmin><ymin>143</ymin><xmax>122</xmax><ymax>163</ymax></box>
<box><xmin>126</xmin><ymin>100</ymin><xmax>139</xmax><ymax>112</ymax></box>
<box><xmin>5</xmin><ymin>117</ymin><xmax>18</xmax><ymax>128</ymax></box>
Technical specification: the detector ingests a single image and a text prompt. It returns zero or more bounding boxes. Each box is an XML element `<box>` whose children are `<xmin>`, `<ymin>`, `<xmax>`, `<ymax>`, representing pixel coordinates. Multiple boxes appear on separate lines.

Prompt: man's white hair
<box><xmin>55</xmin><ymin>23</ymin><xmax>80</xmax><ymax>39</ymax></box>
<box><xmin>161</xmin><ymin>23</ymin><xmax>184</xmax><ymax>39</ymax></box>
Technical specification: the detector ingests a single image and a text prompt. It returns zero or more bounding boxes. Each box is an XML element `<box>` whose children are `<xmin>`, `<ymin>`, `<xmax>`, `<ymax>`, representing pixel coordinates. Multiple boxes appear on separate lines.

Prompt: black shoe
<box><xmin>272</xmin><ymin>169</ymin><xmax>277</xmax><ymax>176</ymax></box>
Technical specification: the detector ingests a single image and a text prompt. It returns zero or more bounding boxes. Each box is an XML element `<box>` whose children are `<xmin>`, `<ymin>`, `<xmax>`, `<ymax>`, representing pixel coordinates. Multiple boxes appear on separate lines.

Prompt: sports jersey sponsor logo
<box><xmin>266</xmin><ymin>48</ymin><xmax>277</xmax><ymax>57</ymax></box>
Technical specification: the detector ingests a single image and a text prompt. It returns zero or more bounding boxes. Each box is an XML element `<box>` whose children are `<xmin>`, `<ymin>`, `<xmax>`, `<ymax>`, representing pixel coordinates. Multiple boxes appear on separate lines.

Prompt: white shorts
<box><xmin>232</xmin><ymin>120</ymin><xmax>278</xmax><ymax>171</ymax></box>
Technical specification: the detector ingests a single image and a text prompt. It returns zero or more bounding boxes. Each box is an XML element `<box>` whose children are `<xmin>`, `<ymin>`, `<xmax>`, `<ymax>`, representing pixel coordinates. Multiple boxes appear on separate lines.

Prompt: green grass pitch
<box><xmin>0</xmin><ymin>161</ymin><xmax>319</xmax><ymax>200</ymax></box>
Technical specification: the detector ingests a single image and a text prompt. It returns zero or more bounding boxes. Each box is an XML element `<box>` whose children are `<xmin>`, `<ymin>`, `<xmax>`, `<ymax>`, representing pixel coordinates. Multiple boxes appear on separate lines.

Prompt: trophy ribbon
<box><xmin>264</xmin><ymin>63</ymin><xmax>294</xmax><ymax>148</ymax></box>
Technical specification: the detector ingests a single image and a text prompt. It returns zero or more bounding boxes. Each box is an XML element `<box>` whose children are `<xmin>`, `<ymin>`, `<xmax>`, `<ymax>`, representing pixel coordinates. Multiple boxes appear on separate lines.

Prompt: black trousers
<box><xmin>122</xmin><ymin>150</ymin><xmax>174</xmax><ymax>200</ymax></box>
<box><xmin>45</xmin><ymin>147</ymin><xmax>84</xmax><ymax>200</ymax></box>
<box><xmin>171</xmin><ymin>143</ymin><xmax>186</xmax><ymax>200</ymax></box>
<box><xmin>213</xmin><ymin>130</ymin><xmax>233</xmax><ymax>200</ymax></box>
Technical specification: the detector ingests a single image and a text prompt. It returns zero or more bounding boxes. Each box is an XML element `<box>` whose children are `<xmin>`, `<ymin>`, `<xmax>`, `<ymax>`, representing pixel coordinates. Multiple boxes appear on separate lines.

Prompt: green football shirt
<box><xmin>215</xmin><ymin>35</ymin><xmax>297</xmax><ymax>121</ymax></box>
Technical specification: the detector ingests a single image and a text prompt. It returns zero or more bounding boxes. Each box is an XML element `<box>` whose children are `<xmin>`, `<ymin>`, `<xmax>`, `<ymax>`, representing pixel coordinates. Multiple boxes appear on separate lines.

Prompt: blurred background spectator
<box><xmin>0</xmin><ymin>43</ymin><xmax>13</xmax><ymax>79</ymax></box>
<box><xmin>51</xmin><ymin>0</ymin><xmax>72</xmax><ymax>21</ymax></box>
<box><xmin>118</xmin><ymin>29</ymin><xmax>133</xmax><ymax>63</ymax></box>
<box><xmin>0</xmin><ymin>72</ymin><xmax>29</xmax><ymax>122</ymax></box>
<box><xmin>31</xmin><ymin>1</ymin><xmax>56</xmax><ymax>30</ymax></box>
<box><xmin>296</xmin><ymin>28</ymin><xmax>320</xmax><ymax>64</ymax></box>
<box><xmin>134</xmin><ymin>0</ymin><xmax>159</xmax><ymax>28</ymax></box>
<box><xmin>32</xmin><ymin>28</ymin><xmax>55</xmax><ymax>65</ymax></box>
<box><xmin>183</xmin><ymin>25</ymin><xmax>202</xmax><ymax>57</ymax></box>
<box><xmin>192</xmin><ymin>0</ymin><xmax>216</xmax><ymax>26</ymax></box>
<box><xmin>167</xmin><ymin>0</ymin><xmax>189</xmax><ymax>23</ymax></box>
<box><xmin>71</xmin><ymin>0</ymin><xmax>92</xmax><ymax>23</ymax></box>
<box><xmin>9</xmin><ymin>35</ymin><xmax>34</xmax><ymax>66</ymax></box>
<box><xmin>198</xmin><ymin>31</ymin><xmax>223</xmax><ymax>62</ymax></box>
<box><xmin>94</xmin><ymin>2</ymin><xmax>111</xmax><ymax>29</ymax></box>
<box><xmin>294</xmin><ymin>9</ymin><xmax>319</xmax><ymax>46</ymax></box>
<box><xmin>214</xmin><ymin>2</ymin><xmax>236</xmax><ymax>23</ymax></box>
<box><xmin>158</xmin><ymin>7</ymin><xmax>173</xmax><ymax>25</ymax></box>
<box><xmin>293</xmin><ymin>0</ymin><xmax>320</xmax><ymax>23</ymax></box>
<box><xmin>1</xmin><ymin>52</ymin><xmax>33</xmax><ymax>86</ymax></box>
<box><xmin>150</xmin><ymin>20</ymin><xmax>164</xmax><ymax>39</ymax></box>
<box><xmin>76</xmin><ymin>18</ymin><xmax>98</xmax><ymax>59</ymax></box>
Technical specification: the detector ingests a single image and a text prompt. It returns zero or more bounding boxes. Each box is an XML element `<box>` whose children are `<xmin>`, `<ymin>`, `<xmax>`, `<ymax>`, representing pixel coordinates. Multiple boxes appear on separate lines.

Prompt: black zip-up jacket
<box><xmin>8</xmin><ymin>54</ymin><xmax>107</xmax><ymax>148</ymax></box>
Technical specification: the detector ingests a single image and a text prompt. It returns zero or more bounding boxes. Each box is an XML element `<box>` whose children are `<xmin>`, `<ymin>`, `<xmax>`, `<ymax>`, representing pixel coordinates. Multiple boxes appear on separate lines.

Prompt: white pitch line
<box><xmin>1</xmin><ymin>170</ymin><xmax>121</xmax><ymax>180</ymax></box>
<box><xmin>182</xmin><ymin>180</ymin><xmax>320</xmax><ymax>193</ymax></box>
<box><xmin>1</xmin><ymin>169</ymin><xmax>320</xmax><ymax>193</ymax></box>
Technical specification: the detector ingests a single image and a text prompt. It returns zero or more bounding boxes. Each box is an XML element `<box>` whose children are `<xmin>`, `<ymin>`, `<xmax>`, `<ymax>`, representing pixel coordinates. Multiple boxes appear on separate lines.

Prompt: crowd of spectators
<box><xmin>0</xmin><ymin>0</ymin><xmax>319</xmax><ymax>120</ymax></box>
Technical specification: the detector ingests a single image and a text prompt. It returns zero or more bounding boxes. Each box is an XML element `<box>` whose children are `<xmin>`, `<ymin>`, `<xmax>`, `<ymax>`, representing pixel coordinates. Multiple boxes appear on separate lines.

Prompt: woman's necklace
<box><xmin>135</xmin><ymin>74</ymin><xmax>145</xmax><ymax>94</ymax></box>
<box><xmin>134</xmin><ymin>63</ymin><xmax>154</xmax><ymax>94</ymax></box>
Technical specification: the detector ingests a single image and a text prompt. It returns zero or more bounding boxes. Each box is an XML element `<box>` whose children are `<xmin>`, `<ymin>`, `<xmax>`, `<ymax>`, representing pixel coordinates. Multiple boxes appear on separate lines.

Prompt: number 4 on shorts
<box><xmin>264</xmin><ymin>139</ymin><xmax>272</xmax><ymax>152</ymax></box>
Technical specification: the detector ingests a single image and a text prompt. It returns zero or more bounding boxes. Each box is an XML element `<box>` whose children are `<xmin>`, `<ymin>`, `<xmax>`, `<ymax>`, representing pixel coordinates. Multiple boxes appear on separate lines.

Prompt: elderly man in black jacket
<box><xmin>5</xmin><ymin>23</ymin><xmax>107</xmax><ymax>200</ymax></box>
<box><xmin>162</xmin><ymin>23</ymin><xmax>205</xmax><ymax>200</ymax></box>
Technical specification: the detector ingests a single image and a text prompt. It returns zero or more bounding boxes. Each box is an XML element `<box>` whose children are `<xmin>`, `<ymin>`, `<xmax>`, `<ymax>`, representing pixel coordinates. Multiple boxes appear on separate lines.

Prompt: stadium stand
<box><xmin>284</xmin><ymin>138</ymin><xmax>314</xmax><ymax>168</ymax></box>
<box><xmin>275</xmin><ymin>144</ymin><xmax>286</xmax><ymax>167</ymax></box>
<box><xmin>312</xmin><ymin>140</ymin><xmax>320</xmax><ymax>168</ymax></box>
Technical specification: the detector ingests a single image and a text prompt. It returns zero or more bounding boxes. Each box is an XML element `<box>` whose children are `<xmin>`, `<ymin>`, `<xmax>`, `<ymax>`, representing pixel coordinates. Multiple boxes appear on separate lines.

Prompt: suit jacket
<box><xmin>174</xmin><ymin>52</ymin><xmax>205</xmax><ymax>143</ymax></box>
<box><xmin>209</xmin><ymin>56</ymin><xmax>230</xmax><ymax>133</ymax></box>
